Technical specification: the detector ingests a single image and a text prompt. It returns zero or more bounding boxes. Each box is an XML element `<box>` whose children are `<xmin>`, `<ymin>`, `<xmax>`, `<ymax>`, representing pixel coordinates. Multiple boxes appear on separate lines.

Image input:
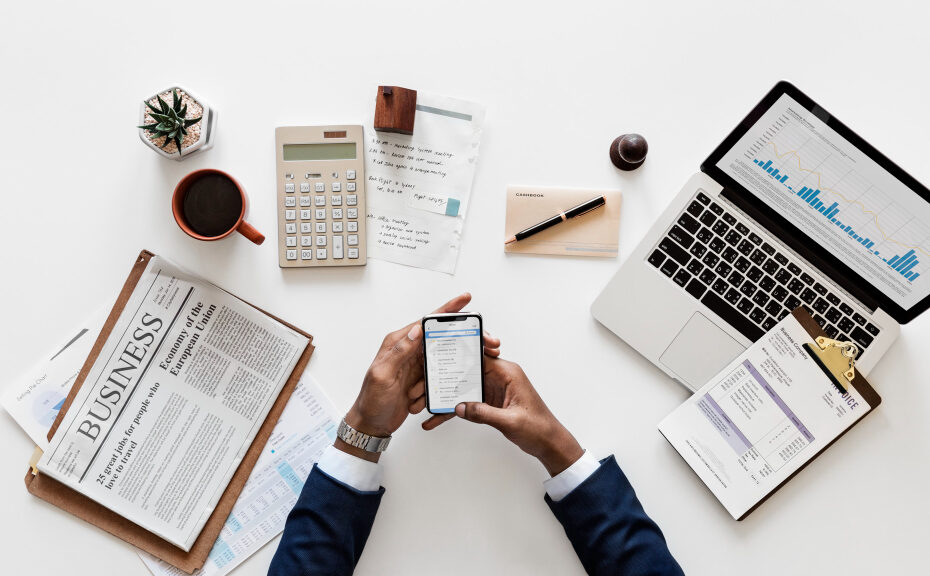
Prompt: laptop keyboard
<box><xmin>647</xmin><ymin>190</ymin><xmax>881</xmax><ymax>350</ymax></box>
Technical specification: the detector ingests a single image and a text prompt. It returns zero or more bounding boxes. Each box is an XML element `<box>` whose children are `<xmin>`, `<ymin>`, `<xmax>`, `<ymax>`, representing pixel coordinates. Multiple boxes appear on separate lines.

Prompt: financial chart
<box><xmin>718</xmin><ymin>93</ymin><xmax>930</xmax><ymax>310</ymax></box>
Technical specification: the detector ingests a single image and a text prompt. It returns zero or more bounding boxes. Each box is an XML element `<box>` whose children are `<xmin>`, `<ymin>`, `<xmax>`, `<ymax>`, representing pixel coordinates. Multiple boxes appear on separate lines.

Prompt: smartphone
<box><xmin>422</xmin><ymin>313</ymin><xmax>485</xmax><ymax>414</ymax></box>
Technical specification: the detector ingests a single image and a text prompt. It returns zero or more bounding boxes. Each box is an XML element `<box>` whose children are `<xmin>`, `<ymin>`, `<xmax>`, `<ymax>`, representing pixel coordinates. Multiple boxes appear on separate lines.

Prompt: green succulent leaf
<box><xmin>149</xmin><ymin>112</ymin><xmax>172</xmax><ymax>123</ymax></box>
<box><xmin>137</xmin><ymin>123</ymin><xmax>159</xmax><ymax>131</ymax></box>
<box><xmin>179</xmin><ymin>104</ymin><xmax>187</xmax><ymax>118</ymax></box>
<box><xmin>175</xmin><ymin>135</ymin><xmax>184</xmax><ymax>155</ymax></box>
<box><xmin>145</xmin><ymin>100</ymin><xmax>162</xmax><ymax>115</ymax></box>
<box><xmin>184</xmin><ymin>116</ymin><xmax>202</xmax><ymax>128</ymax></box>
<box><xmin>160</xmin><ymin>135</ymin><xmax>171</xmax><ymax>149</ymax></box>
<box><xmin>171</xmin><ymin>89</ymin><xmax>179</xmax><ymax>110</ymax></box>
<box><xmin>156</xmin><ymin>94</ymin><xmax>171</xmax><ymax>114</ymax></box>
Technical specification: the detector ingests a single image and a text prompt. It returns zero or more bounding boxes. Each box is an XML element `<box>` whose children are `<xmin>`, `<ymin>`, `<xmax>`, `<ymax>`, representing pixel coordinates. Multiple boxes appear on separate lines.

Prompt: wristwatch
<box><xmin>337</xmin><ymin>418</ymin><xmax>392</xmax><ymax>453</ymax></box>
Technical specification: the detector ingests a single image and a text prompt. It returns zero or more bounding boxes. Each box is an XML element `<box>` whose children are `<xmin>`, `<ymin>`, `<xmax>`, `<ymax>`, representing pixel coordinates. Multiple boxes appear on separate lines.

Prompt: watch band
<box><xmin>337</xmin><ymin>418</ymin><xmax>392</xmax><ymax>453</ymax></box>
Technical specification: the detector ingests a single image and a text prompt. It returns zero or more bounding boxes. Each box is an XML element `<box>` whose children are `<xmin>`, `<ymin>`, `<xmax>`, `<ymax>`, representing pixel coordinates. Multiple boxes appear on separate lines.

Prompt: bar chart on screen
<box><xmin>719</xmin><ymin>93</ymin><xmax>930</xmax><ymax>309</ymax></box>
<box><xmin>747</xmin><ymin>137</ymin><xmax>930</xmax><ymax>284</ymax></box>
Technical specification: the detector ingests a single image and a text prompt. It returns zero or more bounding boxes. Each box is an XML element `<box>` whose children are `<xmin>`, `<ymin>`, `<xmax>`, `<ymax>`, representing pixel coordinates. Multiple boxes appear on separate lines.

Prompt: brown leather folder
<box><xmin>25</xmin><ymin>250</ymin><xmax>315</xmax><ymax>573</ymax></box>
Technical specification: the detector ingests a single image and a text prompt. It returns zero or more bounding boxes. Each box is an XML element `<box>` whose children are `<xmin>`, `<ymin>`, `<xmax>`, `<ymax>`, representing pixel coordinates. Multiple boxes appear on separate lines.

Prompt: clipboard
<box><xmin>24</xmin><ymin>250</ymin><xmax>315</xmax><ymax>573</ymax></box>
<box><xmin>658</xmin><ymin>306</ymin><xmax>880</xmax><ymax>521</ymax></box>
<box><xmin>732</xmin><ymin>307</ymin><xmax>881</xmax><ymax>519</ymax></box>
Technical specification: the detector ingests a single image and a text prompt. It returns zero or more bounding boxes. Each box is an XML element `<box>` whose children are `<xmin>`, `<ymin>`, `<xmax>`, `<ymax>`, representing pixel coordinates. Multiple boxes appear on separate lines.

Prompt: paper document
<box><xmin>659</xmin><ymin>313</ymin><xmax>871</xmax><ymax>519</ymax></box>
<box><xmin>139</xmin><ymin>372</ymin><xmax>338</xmax><ymax>576</ymax></box>
<box><xmin>365</xmin><ymin>92</ymin><xmax>485</xmax><ymax>274</ymax></box>
<box><xmin>2</xmin><ymin>307</ymin><xmax>108</xmax><ymax>448</ymax></box>
<box><xmin>38</xmin><ymin>256</ymin><xmax>309</xmax><ymax>551</ymax></box>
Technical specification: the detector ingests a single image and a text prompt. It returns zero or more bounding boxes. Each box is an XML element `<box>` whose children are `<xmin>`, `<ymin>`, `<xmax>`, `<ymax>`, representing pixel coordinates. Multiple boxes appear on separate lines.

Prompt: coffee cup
<box><xmin>172</xmin><ymin>169</ymin><xmax>264</xmax><ymax>245</ymax></box>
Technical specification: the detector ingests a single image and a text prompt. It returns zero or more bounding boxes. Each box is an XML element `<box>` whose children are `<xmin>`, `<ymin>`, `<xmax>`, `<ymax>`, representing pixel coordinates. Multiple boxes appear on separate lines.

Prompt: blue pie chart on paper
<box><xmin>33</xmin><ymin>391</ymin><xmax>66</xmax><ymax>428</ymax></box>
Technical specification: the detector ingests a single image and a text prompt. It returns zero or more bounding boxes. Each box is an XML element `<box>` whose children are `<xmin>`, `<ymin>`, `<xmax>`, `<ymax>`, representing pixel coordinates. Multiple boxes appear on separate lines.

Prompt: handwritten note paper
<box><xmin>365</xmin><ymin>92</ymin><xmax>485</xmax><ymax>274</ymax></box>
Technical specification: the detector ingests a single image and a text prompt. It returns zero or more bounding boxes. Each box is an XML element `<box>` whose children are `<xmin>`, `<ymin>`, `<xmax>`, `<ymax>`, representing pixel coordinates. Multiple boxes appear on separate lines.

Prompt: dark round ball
<box><xmin>609</xmin><ymin>133</ymin><xmax>648</xmax><ymax>171</ymax></box>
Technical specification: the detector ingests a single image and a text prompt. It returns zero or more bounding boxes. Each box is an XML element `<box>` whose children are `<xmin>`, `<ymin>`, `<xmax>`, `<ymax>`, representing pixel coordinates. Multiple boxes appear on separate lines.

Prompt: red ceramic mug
<box><xmin>172</xmin><ymin>169</ymin><xmax>265</xmax><ymax>245</ymax></box>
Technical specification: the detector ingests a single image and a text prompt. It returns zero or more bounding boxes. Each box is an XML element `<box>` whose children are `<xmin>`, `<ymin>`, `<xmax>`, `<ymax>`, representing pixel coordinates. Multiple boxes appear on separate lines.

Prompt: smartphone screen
<box><xmin>423</xmin><ymin>314</ymin><xmax>483</xmax><ymax>413</ymax></box>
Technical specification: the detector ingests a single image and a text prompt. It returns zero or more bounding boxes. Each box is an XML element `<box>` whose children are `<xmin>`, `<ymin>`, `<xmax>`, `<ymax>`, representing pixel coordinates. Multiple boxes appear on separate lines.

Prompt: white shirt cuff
<box><xmin>316</xmin><ymin>444</ymin><xmax>383</xmax><ymax>492</ymax></box>
<box><xmin>543</xmin><ymin>450</ymin><xmax>600</xmax><ymax>502</ymax></box>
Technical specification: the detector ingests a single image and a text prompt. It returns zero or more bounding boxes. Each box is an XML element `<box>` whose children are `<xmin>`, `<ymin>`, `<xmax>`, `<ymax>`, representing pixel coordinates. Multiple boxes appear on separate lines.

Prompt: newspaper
<box><xmin>37</xmin><ymin>255</ymin><xmax>309</xmax><ymax>551</ymax></box>
<box><xmin>139</xmin><ymin>372</ymin><xmax>338</xmax><ymax>576</ymax></box>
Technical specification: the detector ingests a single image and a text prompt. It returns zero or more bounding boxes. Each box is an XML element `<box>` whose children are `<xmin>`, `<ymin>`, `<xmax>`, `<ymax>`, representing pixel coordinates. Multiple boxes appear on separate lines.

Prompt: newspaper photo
<box><xmin>37</xmin><ymin>256</ymin><xmax>309</xmax><ymax>551</ymax></box>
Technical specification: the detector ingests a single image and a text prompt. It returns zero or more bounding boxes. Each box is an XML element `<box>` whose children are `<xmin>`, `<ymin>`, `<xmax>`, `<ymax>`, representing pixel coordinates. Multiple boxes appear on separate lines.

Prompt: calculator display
<box><xmin>283</xmin><ymin>143</ymin><xmax>357</xmax><ymax>161</ymax></box>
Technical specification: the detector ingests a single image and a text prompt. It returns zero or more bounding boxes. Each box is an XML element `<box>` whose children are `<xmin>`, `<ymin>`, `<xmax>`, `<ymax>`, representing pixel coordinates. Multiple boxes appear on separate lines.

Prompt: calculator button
<box><xmin>314</xmin><ymin>195</ymin><xmax>326</xmax><ymax>206</ymax></box>
<box><xmin>285</xmin><ymin>210</ymin><xmax>296</xmax><ymax>220</ymax></box>
<box><xmin>332</xmin><ymin>208</ymin><xmax>344</xmax><ymax>219</ymax></box>
<box><xmin>315</xmin><ymin>222</ymin><xmax>326</xmax><ymax>233</ymax></box>
<box><xmin>348</xmin><ymin>247</ymin><xmax>359</xmax><ymax>259</ymax></box>
<box><xmin>347</xmin><ymin>170</ymin><xmax>356</xmax><ymax>180</ymax></box>
<box><xmin>333</xmin><ymin>235</ymin><xmax>344</xmax><ymax>259</ymax></box>
<box><xmin>347</xmin><ymin>208</ymin><xmax>358</xmax><ymax>219</ymax></box>
<box><xmin>331</xmin><ymin>195</ymin><xmax>343</xmax><ymax>206</ymax></box>
<box><xmin>285</xmin><ymin>197</ymin><xmax>296</xmax><ymax>207</ymax></box>
<box><xmin>301</xmin><ymin>236</ymin><xmax>313</xmax><ymax>247</ymax></box>
<box><xmin>285</xmin><ymin>223</ymin><xmax>297</xmax><ymax>234</ymax></box>
<box><xmin>301</xmin><ymin>249</ymin><xmax>313</xmax><ymax>260</ymax></box>
<box><xmin>316</xmin><ymin>248</ymin><xmax>328</xmax><ymax>259</ymax></box>
<box><xmin>300</xmin><ymin>182</ymin><xmax>310</xmax><ymax>193</ymax></box>
<box><xmin>347</xmin><ymin>234</ymin><xmax>358</xmax><ymax>246</ymax></box>
<box><xmin>286</xmin><ymin>249</ymin><xmax>297</xmax><ymax>260</ymax></box>
<box><xmin>315</xmin><ymin>182</ymin><xmax>325</xmax><ymax>192</ymax></box>
<box><xmin>300</xmin><ymin>209</ymin><xmax>312</xmax><ymax>220</ymax></box>
<box><xmin>332</xmin><ymin>182</ymin><xmax>342</xmax><ymax>192</ymax></box>
<box><xmin>286</xmin><ymin>236</ymin><xmax>297</xmax><ymax>247</ymax></box>
<box><xmin>300</xmin><ymin>222</ymin><xmax>312</xmax><ymax>234</ymax></box>
<box><xmin>346</xmin><ymin>182</ymin><xmax>357</xmax><ymax>192</ymax></box>
<box><xmin>285</xmin><ymin>183</ymin><xmax>295</xmax><ymax>193</ymax></box>
<box><xmin>300</xmin><ymin>196</ymin><xmax>311</xmax><ymax>206</ymax></box>
<box><xmin>332</xmin><ymin>222</ymin><xmax>344</xmax><ymax>233</ymax></box>
<box><xmin>316</xmin><ymin>208</ymin><xmax>326</xmax><ymax>219</ymax></box>
<box><xmin>316</xmin><ymin>235</ymin><xmax>327</xmax><ymax>246</ymax></box>
<box><xmin>347</xmin><ymin>221</ymin><xmax>358</xmax><ymax>232</ymax></box>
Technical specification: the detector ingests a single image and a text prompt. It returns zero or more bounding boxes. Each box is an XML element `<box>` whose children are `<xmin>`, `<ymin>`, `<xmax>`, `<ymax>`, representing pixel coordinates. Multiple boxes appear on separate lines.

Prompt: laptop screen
<box><xmin>711</xmin><ymin>87</ymin><xmax>930</xmax><ymax>317</ymax></box>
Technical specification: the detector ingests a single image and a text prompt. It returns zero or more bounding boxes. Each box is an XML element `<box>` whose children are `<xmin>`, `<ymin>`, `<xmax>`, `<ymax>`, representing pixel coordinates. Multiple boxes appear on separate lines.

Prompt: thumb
<box><xmin>455</xmin><ymin>402</ymin><xmax>512</xmax><ymax>431</ymax></box>
<box><xmin>389</xmin><ymin>324</ymin><xmax>422</xmax><ymax>359</ymax></box>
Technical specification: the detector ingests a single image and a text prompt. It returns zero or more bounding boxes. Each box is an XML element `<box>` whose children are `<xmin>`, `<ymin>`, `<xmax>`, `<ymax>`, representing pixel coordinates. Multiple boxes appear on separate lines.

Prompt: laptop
<box><xmin>592</xmin><ymin>81</ymin><xmax>930</xmax><ymax>390</ymax></box>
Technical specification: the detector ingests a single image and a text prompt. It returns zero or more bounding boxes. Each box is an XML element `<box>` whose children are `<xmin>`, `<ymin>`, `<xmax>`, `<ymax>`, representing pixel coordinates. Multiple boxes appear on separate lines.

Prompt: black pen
<box><xmin>505</xmin><ymin>195</ymin><xmax>607</xmax><ymax>244</ymax></box>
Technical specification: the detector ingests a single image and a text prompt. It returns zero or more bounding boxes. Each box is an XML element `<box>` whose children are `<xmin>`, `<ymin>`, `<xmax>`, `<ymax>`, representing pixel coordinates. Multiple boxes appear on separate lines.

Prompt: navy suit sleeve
<box><xmin>546</xmin><ymin>456</ymin><xmax>684</xmax><ymax>576</ymax></box>
<box><xmin>268</xmin><ymin>464</ymin><xmax>383</xmax><ymax>576</ymax></box>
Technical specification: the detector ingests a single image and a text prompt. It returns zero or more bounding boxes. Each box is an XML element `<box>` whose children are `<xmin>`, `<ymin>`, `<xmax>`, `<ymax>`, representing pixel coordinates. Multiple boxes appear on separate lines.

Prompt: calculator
<box><xmin>275</xmin><ymin>125</ymin><xmax>367</xmax><ymax>268</ymax></box>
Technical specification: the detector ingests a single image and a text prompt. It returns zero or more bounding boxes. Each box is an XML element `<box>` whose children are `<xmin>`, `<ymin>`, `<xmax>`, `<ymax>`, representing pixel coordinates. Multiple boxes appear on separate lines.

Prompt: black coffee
<box><xmin>182</xmin><ymin>173</ymin><xmax>243</xmax><ymax>237</ymax></box>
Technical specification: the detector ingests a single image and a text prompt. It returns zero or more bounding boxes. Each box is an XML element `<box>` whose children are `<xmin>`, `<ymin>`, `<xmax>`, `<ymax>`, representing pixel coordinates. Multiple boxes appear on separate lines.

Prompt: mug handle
<box><xmin>236</xmin><ymin>220</ymin><xmax>265</xmax><ymax>245</ymax></box>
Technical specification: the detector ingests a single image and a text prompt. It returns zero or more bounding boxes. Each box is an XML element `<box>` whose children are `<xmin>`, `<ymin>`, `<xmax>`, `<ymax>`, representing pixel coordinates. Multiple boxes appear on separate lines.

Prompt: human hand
<box><xmin>339</xmin><ymin>293</ymin><xmax>501</xmax><ymax>462</ymax></box>
<box><xmin>422</xmin><ymin>357</ymin><xmax>583</xmax><ymax>476</ymax></box>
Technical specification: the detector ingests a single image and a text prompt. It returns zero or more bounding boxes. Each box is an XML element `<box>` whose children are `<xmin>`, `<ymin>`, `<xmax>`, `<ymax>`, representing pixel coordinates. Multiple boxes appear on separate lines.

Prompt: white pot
<box><xmin>138</xmin><ymin>85</ymin><xmax>216</xmax><ymax>160</ymax></box>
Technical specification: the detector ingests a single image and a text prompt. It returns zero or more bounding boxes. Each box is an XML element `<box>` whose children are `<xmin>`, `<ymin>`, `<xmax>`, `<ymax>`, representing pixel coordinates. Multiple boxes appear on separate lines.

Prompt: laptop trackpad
<box><xmin>660</xmin><ymin>313</ymin><xmax>745</xmax><ymax>389</ymax></box>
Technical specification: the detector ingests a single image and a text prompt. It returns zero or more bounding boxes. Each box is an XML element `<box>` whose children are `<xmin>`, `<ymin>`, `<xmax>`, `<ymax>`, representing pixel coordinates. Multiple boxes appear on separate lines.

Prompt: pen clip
<box><xmin>573</xmin><ymin>197</ymin><xmax>607</xmax><ymax>218</ymax></box>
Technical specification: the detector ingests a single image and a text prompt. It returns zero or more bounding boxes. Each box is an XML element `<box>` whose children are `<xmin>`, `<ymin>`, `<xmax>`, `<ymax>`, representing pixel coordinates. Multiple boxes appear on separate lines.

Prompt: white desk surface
<box><xmin>2</xmin><ymin>1</ymin><xmax>928</xmax><ymax>574</ymax></box>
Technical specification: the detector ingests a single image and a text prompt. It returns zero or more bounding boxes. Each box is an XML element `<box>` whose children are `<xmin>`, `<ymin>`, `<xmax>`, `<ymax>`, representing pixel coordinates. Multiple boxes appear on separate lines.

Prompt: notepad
<box><xmin>504</xmin><ymin>186</ymin><xmax>621</xmax><ymax>257</ymax></box>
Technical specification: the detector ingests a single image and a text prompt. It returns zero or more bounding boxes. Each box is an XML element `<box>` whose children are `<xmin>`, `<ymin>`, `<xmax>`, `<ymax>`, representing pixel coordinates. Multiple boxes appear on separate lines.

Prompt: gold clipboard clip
<box><xmin>804</xmin><ymin>336</ymin><xmax>858</xmax><ymax>394</ymax></box>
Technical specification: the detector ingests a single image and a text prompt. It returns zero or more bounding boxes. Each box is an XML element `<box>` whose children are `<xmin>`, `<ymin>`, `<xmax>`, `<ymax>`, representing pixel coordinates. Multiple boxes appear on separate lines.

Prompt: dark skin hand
<box><xmin>336</xmin><ymin>293</ymin><xmax>502</xmax><ymax>463</ymax></box>
<box><xmin>423</xmin><ymin>357</ymin><xmax>584</xmax><ymax>477</ymax></box>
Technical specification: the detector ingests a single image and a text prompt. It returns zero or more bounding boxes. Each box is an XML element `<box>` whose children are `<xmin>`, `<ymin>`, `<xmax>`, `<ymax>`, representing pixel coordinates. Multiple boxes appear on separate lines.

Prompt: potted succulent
<box><xmin>138</xmin><ymin>86</ymin><xmax>216</xmax><ymax>160</ymax></box>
